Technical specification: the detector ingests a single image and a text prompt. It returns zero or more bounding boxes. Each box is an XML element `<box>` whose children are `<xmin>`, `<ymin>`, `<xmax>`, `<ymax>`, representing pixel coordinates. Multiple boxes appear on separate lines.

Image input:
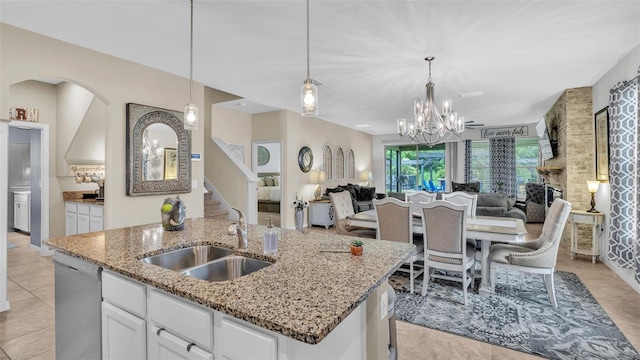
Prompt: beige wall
<box><xmin>283</xmin><ymin>110</ymin><xmax>373</xmax><ymax>228</ymax></box>
<box><xmin>1</xmin><ymin>24</ymin><xmax>205</xmax><ymax>233</ymax></box>
<box><xmin>211</xmin><ymin>106</ymin><xmax>252</xmax><ymax>168</ymax></box>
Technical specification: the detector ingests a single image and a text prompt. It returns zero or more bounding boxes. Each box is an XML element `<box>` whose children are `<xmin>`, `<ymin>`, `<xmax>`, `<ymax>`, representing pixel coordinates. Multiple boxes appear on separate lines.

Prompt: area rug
<box><xmin>390</xmin><ymin>270</ymin><xmax>639</xmax><ymax>360</ymax></box>
<box><xmin>7</xmin><ymin>242</ymin><xmax>17</xmax><ymax>249</ymax></box>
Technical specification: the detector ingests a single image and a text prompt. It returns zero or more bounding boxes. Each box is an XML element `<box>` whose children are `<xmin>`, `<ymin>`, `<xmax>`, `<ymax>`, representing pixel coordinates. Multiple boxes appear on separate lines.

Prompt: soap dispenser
<box><xmin>263</xmin><ymin>217</ymin><xmax>278</xmax><ymax>255</ymax></box>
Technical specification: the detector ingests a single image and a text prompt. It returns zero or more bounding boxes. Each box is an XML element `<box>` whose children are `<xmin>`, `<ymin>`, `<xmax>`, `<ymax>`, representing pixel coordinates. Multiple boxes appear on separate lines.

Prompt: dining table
<box><xmin>347</xmin><ymin>209</ymin><xmax>528</xmax><ymax>297</ymax></box>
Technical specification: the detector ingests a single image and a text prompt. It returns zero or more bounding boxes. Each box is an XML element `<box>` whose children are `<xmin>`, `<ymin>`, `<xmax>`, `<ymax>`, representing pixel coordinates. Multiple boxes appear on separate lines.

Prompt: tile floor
<box><xmin>1</xmin><ymin>225</ymin><xmax>639</xmax><ymax>360</ymax></box>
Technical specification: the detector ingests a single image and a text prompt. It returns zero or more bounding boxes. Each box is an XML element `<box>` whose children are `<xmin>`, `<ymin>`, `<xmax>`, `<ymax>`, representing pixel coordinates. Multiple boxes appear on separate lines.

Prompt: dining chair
<box><xmin>373</xmin><ymin>197</ymin><xmax>424</xmax><ymax>294</ymax></box>
<box><xmin>420</xmin><ymin>200</ymin><xmax>475</xmax><ymax>305</ymax></box>
<box><xmin>405</xmin><ymin>191</ymin><xmax>438</xmax><ymax>215</ymax></box>
<box><xmin>442</xmin><ymin>191</ymin><xmax>480</xmax><ymax>259</ymax></box>
<box><xmin>489</xmin><ymin>198</ymin><xmax>571</xmax><ymax>308</ymax></box>
<box><xmin>329</xmin><ymin>191</ymin><xmax>376</xmax><ymax>239</ymax></box>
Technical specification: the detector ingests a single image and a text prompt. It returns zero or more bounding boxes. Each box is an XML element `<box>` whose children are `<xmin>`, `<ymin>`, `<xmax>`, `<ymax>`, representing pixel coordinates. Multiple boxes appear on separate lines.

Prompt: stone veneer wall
<box><xmin>543</xmin><ymin>87</ymin><xmax>594</xmax><ymax>248</ymax></box>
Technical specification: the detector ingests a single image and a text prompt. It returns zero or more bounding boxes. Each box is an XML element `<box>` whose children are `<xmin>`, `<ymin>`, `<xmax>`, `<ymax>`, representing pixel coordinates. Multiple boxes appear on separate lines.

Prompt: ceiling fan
<box><xmin>465</xmin><ymin>120</ymin><xmax>485</xmax><ymax>128</ymax></box>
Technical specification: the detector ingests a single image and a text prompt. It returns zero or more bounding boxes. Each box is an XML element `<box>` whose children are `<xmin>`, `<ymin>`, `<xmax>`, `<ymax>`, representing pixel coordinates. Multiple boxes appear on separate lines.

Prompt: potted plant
<box><xmin>350</xmin><ymin>239</ymin><xmax>364</xmax><ymax>256</ymax></box>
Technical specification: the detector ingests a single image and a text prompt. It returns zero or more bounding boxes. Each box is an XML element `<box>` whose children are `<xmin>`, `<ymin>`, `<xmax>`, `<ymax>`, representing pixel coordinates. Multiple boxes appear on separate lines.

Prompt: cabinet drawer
<box><xmin>102</xmin><ymin>271</ymin><xmax>146</xmax><ymax>318</ymax></box>
<box><xmin>90</xmin><ymin>205</ymin><xmax>104</xmax><ymax>217</ymax></box>
<box><xmin>65</xmin><ymin>202</ymin><xmax>77</xmax><ymax>213</ymax></box>
<box><xmin>77</xmin><ymin>204</ymin><xmax>90</xmax><ymax>215</ymax></box>
<box><xmin>14</xmin><ymin>193</ymin><xmax>29</xmax><ymax>202</ymax></box>
<box><xmin>149</xmin><ymin>290</ymin><xmax>213</xmax><ymax>351</ymax></box>
<box><xmin>572</xmin><ymin>214</ymin><xmax>597</xmax><ymax>224</ymax></box>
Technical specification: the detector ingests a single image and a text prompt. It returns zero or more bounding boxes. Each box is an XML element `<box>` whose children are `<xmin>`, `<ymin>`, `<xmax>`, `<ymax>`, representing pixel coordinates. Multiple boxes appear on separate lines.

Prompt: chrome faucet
<box><xmin>227</xmin><ymin>208</ymin><xmax>248</xmax><ymax>249</ymax></box>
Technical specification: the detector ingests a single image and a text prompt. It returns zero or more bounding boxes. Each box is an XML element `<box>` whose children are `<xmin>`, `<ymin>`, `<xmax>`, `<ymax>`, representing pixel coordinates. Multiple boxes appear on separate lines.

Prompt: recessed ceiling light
<box><xmin>459</xmin><ymin>91</ymin><xmax>484</xmax><ymax>98</ymax></box>
<box><xmin>354</xmin><ymin>124</ymin><xmax>371</xmax><ymax>128</ymax></box>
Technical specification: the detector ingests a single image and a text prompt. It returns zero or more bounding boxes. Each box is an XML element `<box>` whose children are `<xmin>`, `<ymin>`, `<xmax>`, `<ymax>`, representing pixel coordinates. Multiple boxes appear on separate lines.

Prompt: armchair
<box><xmin>489</xmin><ymin>198</ymin><xmax>572</xmax><ymax>308</ymax></box>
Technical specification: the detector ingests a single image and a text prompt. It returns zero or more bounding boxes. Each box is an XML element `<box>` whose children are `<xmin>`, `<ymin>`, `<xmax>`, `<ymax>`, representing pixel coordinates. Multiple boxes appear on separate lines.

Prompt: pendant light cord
<box><xmin>189</xmin><ymin>0</ymin><xmax>194</xmax><ymax>102</ymax></box>
<box><xmin>306</xmin><ymin>0</ymin><xmax>310</xmax><ymax>80</ymax></box>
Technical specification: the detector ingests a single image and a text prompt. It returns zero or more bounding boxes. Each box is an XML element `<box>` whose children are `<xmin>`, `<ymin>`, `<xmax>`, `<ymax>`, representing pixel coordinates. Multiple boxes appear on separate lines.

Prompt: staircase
<box><xmin>204</xmin><ymin>192</ymin><xmax>228</xmax><ymax>219</ymax></box>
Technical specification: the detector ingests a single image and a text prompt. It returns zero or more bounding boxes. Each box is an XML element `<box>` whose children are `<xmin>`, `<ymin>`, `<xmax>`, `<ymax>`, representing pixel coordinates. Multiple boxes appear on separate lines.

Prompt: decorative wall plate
<box><xmin>298</xmin><ymin>146</ymin><xmax>313</xmax><ymax>173</ymax></box>
<box><xmin>257</xmin><ymin>145</ymin><xmax>270</xmax><ymax>166</ymax></box>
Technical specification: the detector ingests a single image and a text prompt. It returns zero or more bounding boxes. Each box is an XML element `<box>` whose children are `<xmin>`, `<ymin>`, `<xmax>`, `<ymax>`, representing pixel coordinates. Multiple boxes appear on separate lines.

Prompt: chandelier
<box><xmin>397</xmin><ymin>56</ymin><xmax>465</xmax><ymax>147</ymax></box>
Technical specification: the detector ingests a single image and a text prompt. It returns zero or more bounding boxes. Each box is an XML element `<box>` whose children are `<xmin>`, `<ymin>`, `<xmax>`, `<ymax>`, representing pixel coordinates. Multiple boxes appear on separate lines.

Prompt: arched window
<box><xmin>335</xmin><ymin>147</ymin><xmax>345</xmax><ymax>180</ymax></box>
<box><xmin>322</xmin><ymin>145</ymin><xmax>333</xmax><ymax>180</ymax></box>
<box><xmin>347</xmin><ymin>149</ymin><xmax>355</xmax><ymax>179</ymax></box>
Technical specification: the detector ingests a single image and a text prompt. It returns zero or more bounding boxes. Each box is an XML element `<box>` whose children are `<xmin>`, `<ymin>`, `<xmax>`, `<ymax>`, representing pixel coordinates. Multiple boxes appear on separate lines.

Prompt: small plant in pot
<box><xmin>350</xmin><ymin>239</ymin><xmax>364</xmax><ymax>256</ymax></box>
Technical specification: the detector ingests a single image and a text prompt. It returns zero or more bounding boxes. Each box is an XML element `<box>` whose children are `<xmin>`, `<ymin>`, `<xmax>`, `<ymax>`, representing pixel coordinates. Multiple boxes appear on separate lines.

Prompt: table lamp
<box><xmin>309</xmin><ymin>170</ymin><xmax>325</xmax><ymax>200</ymax></box>
<box><xmin>586</xmin><ymin>180</ymin><xmax>600</xmax><ymax>213</ymax></box>
<box><xmin>360</xmin><ymin>171</ymin><xmax>369</xmax><ymax>186</ymax></box>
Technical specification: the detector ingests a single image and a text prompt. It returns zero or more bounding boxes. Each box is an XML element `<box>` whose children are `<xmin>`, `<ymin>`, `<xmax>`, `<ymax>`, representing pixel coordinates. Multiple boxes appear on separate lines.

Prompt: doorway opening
<box><xmin>253</xmin><ymin>140</ymin><xmax>282</xmax><ymax>227</ymax></box>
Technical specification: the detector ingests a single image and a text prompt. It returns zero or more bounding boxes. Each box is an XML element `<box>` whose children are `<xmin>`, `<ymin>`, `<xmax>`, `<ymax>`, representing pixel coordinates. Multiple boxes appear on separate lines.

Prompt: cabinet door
<box><xmin>65</xmin><ymin>212</ymin><xmax>78</xmax><ymax>236</ymax></box>
<box><xmin>77</xmin><ymin>213</ymin><xmax>90</xmax><ymax>234</ymax></box>
<box><xmin>90</xmin><ymin>215</ymin><xmax>104</xmax><ymax>232</ymax></box>
<box><xmin>219</xmin><ymin>318</ymin><xmax>277</xmax><ymax>360</ymax></box>
<box><xmin>149</xmin><ymin>326</ymin><xmax>213</xmax><ymax>360</ymax></box>
<box><xmin>102</xmin><ymin>302</ymin><xmax>146</xmax><ymax>360</ymax></box>
<box><xmin>14</xmin><ymin>200</ymin><xmax>29</xmax><ymax>232</ymax></box>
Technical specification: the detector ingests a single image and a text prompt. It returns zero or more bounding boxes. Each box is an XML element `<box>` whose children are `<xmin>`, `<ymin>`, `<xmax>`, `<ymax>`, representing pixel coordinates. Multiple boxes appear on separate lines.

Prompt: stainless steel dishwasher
<box><xmin>54</xmin><ymin>251</ymin><xmax>102</xmax><ymax>360</ymax></box>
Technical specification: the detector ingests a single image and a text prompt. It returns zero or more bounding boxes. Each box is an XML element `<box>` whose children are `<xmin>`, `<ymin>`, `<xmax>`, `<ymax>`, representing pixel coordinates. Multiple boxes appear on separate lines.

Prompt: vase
<box><xmin>295</xmin><ymin>209</ymin><xmax>304</xmax><ymax>230</ymax></box>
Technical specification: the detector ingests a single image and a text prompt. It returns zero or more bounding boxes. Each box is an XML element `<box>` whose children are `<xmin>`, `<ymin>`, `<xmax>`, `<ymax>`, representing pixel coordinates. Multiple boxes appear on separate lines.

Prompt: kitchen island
<box><xmin>48</xmin><ymin>217</ymin><xmax>414</xmax><ymax>359</ymax></box>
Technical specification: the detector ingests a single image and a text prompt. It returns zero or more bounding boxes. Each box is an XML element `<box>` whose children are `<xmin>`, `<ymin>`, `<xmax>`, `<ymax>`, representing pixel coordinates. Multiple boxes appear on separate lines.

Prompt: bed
<box><xmin>257</xmin><ymin>172</ymin><xmax>281</xmax><ymax>213</ymax></box>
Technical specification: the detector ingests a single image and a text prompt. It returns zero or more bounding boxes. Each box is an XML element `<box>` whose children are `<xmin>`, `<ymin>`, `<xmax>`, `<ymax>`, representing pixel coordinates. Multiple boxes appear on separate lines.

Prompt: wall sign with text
<box><xmin>480</xmin><ymin>126</ymin><xmax>529</xmax><ymax>138</ymax></box>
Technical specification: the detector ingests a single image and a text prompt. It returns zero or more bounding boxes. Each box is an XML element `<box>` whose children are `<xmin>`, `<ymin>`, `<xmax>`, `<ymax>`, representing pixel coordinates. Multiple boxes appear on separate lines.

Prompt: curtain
<box><xmin>464</xmin><ymin>139</ymin><xmax>472</xmax><ymax>183</ymax></box>
<box><xmin>489</xmin><ymin>137</ymin><xmax>517</xmax><ymax>197</ymax></box>
<box><xmin>608</xmin><ymin>76</ymin><xmax>639</xmax><ymax>283</ymax></box>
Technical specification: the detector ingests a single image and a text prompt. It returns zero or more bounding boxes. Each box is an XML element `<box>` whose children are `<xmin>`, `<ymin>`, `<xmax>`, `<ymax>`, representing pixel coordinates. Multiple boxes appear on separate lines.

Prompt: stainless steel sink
<box><xmin>182</xmin><ymin>256</ymin><xmax>272</xmax><ymax>282</ymax></box>
<box><xmin>141</xmin><ymin>245</ymin><xmax>234</xmax><ymax>271</ymax></box>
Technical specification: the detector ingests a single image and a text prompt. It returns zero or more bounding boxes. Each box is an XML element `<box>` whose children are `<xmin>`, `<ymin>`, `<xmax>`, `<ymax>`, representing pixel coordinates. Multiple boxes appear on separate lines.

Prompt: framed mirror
<box><xmin>126</xmin><ymin>103</ymin><xmax>191</xmax><ymax>196</ymax></box>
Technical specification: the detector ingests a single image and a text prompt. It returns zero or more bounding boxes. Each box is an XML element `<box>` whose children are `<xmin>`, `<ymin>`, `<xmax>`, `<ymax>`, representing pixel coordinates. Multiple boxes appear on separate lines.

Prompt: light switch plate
<box><xmin>380</xmin><ymin>291</ymin><xmax>388</xmax><ymax>321</ymax></box>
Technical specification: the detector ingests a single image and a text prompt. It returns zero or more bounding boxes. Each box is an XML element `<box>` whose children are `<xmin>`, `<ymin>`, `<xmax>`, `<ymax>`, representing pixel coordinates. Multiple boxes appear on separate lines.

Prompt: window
<box><xmin>470</xmin><ymin>138</ymin><xmax>539</xmax><ymax>196</ymax></box>
<box><xmin>347</xmin><ymin>149</ymin><xmax>355</xmax><ymax>179</ymax></box>
<box><xmin>335</xmin><ymin>147</ymin><xmax>344</xmax><ymax>180</ymax></box>
<box><xmin>384</xmin><ymin>144</ymin><xmax>446</xmax><ymax>193</ymax></box>
<box><xmin>322</xmin><ymin>145</ymin><xmax>332</xmax><ymax>180</ymax></box>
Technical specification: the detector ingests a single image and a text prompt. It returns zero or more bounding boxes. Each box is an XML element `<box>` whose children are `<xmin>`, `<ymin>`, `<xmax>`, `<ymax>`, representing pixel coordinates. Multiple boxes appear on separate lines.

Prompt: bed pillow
<box><xmin>273</xmin><ymin>176</ymin><xmax>280</xmax><ymax>186</ymax></box>
<box><xmin>264</xmin><ymin>176</ymin><xmax>275</xmax><ymax>186</ymax></box>
<box><xmin>258</xmin><ymin>177</ymin><xmax>266</xmax><ymax>187</ymax></box>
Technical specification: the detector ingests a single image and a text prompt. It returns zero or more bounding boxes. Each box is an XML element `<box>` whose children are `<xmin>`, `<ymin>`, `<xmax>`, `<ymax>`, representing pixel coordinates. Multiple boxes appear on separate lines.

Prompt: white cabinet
<box><xmin>65</xmin><ymin>201</ymin><xmax>103</xmax><ymax>235</ymax></box>
<box><xmin>13</xmin><ymin>192</ymin><xmax>30</xmax><ymax>233</ymax></box>
<box><xmin>219</xmin><ymin>317</ymin><xmax>277</xmax><ymax>360</ymax></box>
<box><xmin>570</xmin><ymin>210</ymin><xmax>605</xmax><ymax>264</ymax></box>
<box><xmin>102</xmin><ymin>271</ymin><xmax>148</xmax><ymax>360</ymax></box>
<box><xmin>148</xmin><ymin>290</ymin><xmax>214</xmax><ymax>360</ymax></box>
<box><xmin>309</xmin><ymin>200</ymin><xmax>335</xmax><ymax>229</ymax></box>
<box><xmin>102</xmin><ymin>302</ymin><xmax>147</xmax><ymax>360</ymax></box>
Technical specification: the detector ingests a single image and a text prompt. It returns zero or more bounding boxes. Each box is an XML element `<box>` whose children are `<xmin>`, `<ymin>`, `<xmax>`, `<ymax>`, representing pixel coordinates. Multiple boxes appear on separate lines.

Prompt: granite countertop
<box><xmin>47</xmin><ymin>218</ymin><xmax>414</xmax><ymax>344</ymax></box>
<box><xmin>63</xmin><ymin>190</ymin><xmax>104</xmax><ymax>204</ymax></box>
<box><xmin>65</xmin><ymin>198</ymin><xmax>105</xmax><ymax>204</ymax></box>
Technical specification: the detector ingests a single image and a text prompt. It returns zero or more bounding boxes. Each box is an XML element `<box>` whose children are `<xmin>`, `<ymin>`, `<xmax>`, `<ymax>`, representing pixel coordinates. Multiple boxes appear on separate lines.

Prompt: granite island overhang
<box><xmin>47</xmin><ymin>217</ymin><xmax>415</xmax><ymax>345</ymax></box>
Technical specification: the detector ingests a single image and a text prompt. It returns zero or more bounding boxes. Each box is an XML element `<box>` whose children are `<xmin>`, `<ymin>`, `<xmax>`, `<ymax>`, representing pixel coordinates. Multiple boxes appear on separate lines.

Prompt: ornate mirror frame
<box><xmin>126</xmin><ymin>103</ymin><xmax>192</xmax><ymax>196</ymax></box>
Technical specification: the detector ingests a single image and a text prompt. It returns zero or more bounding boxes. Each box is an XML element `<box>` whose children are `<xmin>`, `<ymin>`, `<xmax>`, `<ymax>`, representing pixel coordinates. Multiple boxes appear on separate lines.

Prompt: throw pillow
<box><xmin>264</xmin><ymin>176</ymin><xmax>275</xmax><ymax>186</ymax></box>
<box><xmin>325</xmin><ymin>186</ymin><xmax>344</xmax><ymax>195</ymax></box>
<box><xmin>343</xmin><ymin>184</ymin><xmax>358</xmax><ymax>200</ymax></box>
<box><xmin>359</xmin><ymin>187</ymin><xmax>376</xmax><ymax>201</ymax></box>
<box><xmin>452</xmin><ymin>181</ymin><xmax>480</xmax><ymax>193</ymax></box>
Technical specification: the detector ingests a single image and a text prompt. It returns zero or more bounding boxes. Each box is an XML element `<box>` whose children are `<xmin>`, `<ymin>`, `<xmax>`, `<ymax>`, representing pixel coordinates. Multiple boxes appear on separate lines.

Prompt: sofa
<box><xmin>324</xmin><ymin>183</ymin><xmax>381</xmax><ymax>213</ymax></box>
<box><xmin>387</xmin><ymin>190</ymin><xmax>527</xmax><ymax>222</ymax></box>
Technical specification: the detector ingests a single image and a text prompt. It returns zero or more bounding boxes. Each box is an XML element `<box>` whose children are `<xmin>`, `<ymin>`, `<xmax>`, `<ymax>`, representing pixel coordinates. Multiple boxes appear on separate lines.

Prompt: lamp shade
<box><xmin>360</xmin><ymin>171</ymin><xmax>369</xmax><ymax>182</ymax></box>
<box><xmin>309</xmin><ymin>170</ymin><xmax>319</xmax><ymax>184</ymax></box>
<box><xmin>586</xmin><ymin>180</ymin><xmax>600</xmax><ymax>193</ymax></box>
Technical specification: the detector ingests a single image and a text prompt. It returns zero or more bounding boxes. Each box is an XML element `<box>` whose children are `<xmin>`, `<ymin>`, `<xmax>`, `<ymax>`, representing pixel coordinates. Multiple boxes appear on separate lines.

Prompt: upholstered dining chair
<box><xmin>405</xmin><ymin>191</ymin><xmax>438</xmax><ymax>215</ymax></box>
<box><xmin>373</xmin><ymin>197</ymin><xmax>424</xmax><ymax>294</ymax></box>
<box><xmin>442</xmin><ymin>191</ymin><xmax>479</xmax><ymax>253</ymax></box>
<box><xmin>329</xmin><ymin>191</ymin><xmax>376</xmax><ymax>239</ymax></box>
<box><xmin>420</xmin><ymin>200</ymin><xmax>475</xmax><ymax>305</ymax></box>
<box><xmin>489</xmin><ymin>198</ymin><xmax>572</xmax><ymax>308</ymax></box>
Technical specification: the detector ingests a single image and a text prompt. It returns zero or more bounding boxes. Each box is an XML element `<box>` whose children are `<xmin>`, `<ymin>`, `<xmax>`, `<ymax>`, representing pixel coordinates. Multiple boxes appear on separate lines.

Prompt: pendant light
<box><xmin>184</xmin><ymin>0</ymin><xmax>198</xmax><ymax>130</ymax></box>
<box><xmin>300</xmin><ymin>0</ymin><xmax>318</xmax><ymax>117</ymax></box>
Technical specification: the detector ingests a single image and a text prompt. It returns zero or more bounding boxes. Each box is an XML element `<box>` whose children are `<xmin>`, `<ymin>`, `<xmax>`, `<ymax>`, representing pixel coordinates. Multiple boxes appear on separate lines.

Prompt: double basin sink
<box><xmin>141</xmin><ymin>245</ymin><xmax>272</xmax><ymax>282</ymax></box>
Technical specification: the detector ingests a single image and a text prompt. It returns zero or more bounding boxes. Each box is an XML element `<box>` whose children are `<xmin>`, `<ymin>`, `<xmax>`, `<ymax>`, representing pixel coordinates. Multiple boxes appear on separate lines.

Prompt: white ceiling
<box><xmin>1</xmin><ymin>1</ymin><xmax>639</xmax><ymax>135</ymax></box>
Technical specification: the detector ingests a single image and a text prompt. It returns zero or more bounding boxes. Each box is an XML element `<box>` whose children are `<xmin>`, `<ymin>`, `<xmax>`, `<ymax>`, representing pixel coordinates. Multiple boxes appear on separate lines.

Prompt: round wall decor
<box><xmin>298</xmin><ymin>146</ymin><xmax>313</xmax><ymax>173</ymax></box>
<box><xmin>257</xmin><ymin>145</ymin><xmax>270</xmax><ymax>166</ymax></box>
